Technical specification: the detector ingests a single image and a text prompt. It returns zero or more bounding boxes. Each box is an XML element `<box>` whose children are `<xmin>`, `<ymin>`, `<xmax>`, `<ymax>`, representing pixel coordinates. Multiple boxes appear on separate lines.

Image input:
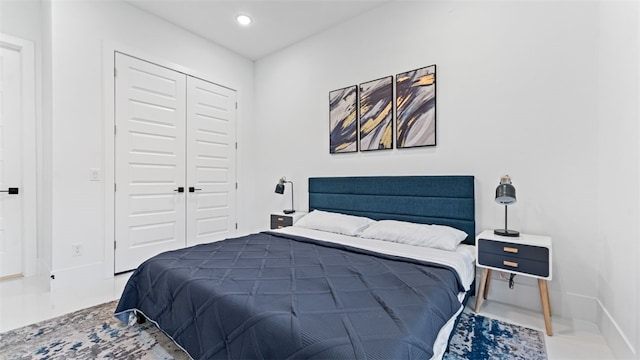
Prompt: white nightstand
<box><xmin>270</xmin><ymin>212</ymin><xmax>307</xmax><ymax>230</ymax></box>
<box><xmin>474</xmin><ymin>229</ymin><xmax>553</xmax><ymax>336</ymax></box>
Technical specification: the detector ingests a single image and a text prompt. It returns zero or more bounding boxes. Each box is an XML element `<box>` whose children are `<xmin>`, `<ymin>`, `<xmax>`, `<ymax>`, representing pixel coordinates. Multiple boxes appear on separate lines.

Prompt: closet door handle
<box><xmin>189</xmin><ymin>187</ymin><xmax>202</xmax><ymax>193</ymax></box>
<box><xmin>0</xmin><ymin>187</ymin><xmax>19</xmax><ymax>195</ymax></box>
<box><xmin>174</xmin><ymin>187</ymin><xmax>184</xmax><ymax>193</ymax></box>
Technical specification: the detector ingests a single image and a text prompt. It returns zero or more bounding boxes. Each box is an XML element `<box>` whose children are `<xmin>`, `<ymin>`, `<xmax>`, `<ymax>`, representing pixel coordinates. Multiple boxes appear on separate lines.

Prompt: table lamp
<box><xmin>494</xmin><ymin>175</ymin><xmax>519</xmax><ymax>237</ymax></box>
<box><xmin>274</xmin><ymin>176</ymin><xmax>295</xmax><ymax>214</ymax></box>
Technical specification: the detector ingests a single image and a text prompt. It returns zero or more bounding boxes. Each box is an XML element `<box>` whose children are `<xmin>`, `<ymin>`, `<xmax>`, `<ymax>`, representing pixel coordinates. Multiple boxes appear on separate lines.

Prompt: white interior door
<box><xmin>0</xmin><ymin>43</ymin><xmax>23</xmax><ymax>278</ymax></box>
<box><xmin>186</xmin><ymin>77</ymin><xmax>237</xmax><ymax>246</ymax></box>
<box><xmin>114</xmin><ymin>53</ymin><xmax>187</xmax><ymax>273</ymax></box>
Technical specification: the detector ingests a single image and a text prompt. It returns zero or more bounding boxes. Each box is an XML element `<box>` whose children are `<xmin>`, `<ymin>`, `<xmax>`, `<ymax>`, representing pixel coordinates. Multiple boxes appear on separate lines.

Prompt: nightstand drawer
<box><xmin>478</xmin><ymin>238</ymin><xmax>549</xmax><ymax>262</ymax></box>
<box><xmin>477</xmin><ymin>252</ymin><xmax>549</xmax><ymax>278</ymax></box>
<box><xmin>271</xmin><ymin>214</ymin><xmax>293</xmax><ymax>229</ymax></box>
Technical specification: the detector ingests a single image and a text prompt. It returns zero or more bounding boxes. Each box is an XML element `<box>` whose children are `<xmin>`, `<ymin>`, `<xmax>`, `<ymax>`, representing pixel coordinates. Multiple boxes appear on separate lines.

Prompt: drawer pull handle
<box><xmin>503</xmin><ymin>247</ymin><xmax>519</xmax><ymax>254</ymax></box>
<box><xmin>503</xmin><ymin>260</ymin><xmax>519</xmax><ymax>268</ymax></box>
<box><xmin>277</xmin><ymin>217</ymin><xmax>284</xmax><ymax>221</ymax></box>
<box><xmin>277</xmin><ymin>225</ymin><xmax>284</xmax><ymax>229</ymax></box>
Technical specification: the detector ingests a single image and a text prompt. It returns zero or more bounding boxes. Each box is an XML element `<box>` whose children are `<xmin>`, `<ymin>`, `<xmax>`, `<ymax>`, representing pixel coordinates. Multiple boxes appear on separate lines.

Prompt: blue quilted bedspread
<box><xmin>115</xmin><ymin>231</ymin><xmax>464</xmax><ymax>359</ymax></box>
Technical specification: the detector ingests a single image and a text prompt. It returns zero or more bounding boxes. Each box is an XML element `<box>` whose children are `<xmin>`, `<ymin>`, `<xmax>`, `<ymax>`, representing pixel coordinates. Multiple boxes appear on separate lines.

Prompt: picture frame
<box><xmin>359</xmin><ymin>76</ymin><xmax>393</xmax><ymax>151</ymax></box>
<box><xmin>329</xmin><ymin>85</ymin><xmax>358</xmax><ymax>153</ymax></box>
<box><xmin>396</xmin><ymin>65</ymin><xmax>436</xmax><ymax>148</ymax></box>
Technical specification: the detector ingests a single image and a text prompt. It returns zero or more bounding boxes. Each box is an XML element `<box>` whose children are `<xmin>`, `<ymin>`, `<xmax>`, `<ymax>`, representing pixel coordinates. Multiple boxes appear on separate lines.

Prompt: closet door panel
<box><xmin>115</xmin><ymin>53</ymin><xmax>187</xmax><ymax>273</ymax></box>
<box><xmin>186</xmin><ymin>76</ymin><xmax>237</xmax><ymax>246</ymax></box>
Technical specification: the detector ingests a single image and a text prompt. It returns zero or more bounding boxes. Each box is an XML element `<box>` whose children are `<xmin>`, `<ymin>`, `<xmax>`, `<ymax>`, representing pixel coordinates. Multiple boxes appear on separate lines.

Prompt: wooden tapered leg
<box><xmin>483</xmin><ymin>269</ymin><xmax>492</xmax><ymax>299</ymax></box>
<box><xmin>547</xmin><ymin>285</ymin><xmax>552</xmax><ymax>317</ymax></box>
<box><xmin>538</xmin><ymin>279</ymin><xmax>553</xmax><ymax>336</ymax></box>
<box><xmin>474</xmin><ymin>268</ymin><xmax>489</xmax><ymax>312</ymax></box>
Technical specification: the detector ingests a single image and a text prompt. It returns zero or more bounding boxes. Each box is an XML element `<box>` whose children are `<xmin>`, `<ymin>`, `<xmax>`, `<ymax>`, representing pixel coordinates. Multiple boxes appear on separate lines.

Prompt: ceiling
<box><xmin>126</xmin><ymin>0</ymin><xmax>391</xmax><ymax>61</ymax></box>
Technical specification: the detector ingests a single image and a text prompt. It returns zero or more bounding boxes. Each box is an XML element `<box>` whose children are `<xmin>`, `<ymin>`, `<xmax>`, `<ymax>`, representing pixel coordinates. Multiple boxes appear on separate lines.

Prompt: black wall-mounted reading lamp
<box><xmin>494</xmin><ymin>175</ymin><xmax>519</xmax><ymax>237</ymax></box>
<box><xmin>275</xmin><ymin>176</ymin><xmax>295</xmax><ymax>214</ymax></box>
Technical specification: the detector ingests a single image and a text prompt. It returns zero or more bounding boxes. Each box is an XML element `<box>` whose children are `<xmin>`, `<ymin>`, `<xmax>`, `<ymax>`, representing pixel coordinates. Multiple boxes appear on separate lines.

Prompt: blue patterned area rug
<box><xmin>0</xmin><ymin>300</ymin><xmax>546</xmax><ymax>359</ymax></box>
<box><xmin>444</xmin><ymin>310</ymin><xmax>547</xmax><ymax>360</ymax></box>
<box><xmin>0</xmin><ymin>300</ymin><xmax>188</xmax><ymax>360</ymax></box>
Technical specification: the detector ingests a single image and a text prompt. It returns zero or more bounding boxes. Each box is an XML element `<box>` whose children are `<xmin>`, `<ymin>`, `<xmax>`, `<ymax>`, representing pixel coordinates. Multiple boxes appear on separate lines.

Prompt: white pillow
<box><xmin>360</xmin><ymin>220</ymin><xmax>467</xmax><ymax>251</ymax></box>
<box><xmin>293</xmin><ymin>210</ymin><xmax>375</xmax><ymax>236</ymax></box>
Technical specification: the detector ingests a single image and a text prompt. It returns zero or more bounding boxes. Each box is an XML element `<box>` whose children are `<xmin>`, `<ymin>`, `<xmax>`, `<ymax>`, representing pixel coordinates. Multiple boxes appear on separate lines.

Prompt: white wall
<box><xmin>252</xmin><ymin>0</ymin><xmax>607</xmax><ymax>325</ymax></box>
<box><xmin>596</xmin><ymin>2</ymin><xmax>639</xmax><ymax>357</ymax></box>
<box><xmin>47</xmin><ymin>0</ymin><xmax>254</xmax><ymax>287</ymax></box>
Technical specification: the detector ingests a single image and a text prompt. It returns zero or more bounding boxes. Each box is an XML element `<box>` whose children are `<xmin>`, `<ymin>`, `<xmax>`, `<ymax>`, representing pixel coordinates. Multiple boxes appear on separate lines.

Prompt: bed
<box><xmin>115</xmin><ymin>175</ymin><xmax>476</xmax><ymax>359</ymax></box>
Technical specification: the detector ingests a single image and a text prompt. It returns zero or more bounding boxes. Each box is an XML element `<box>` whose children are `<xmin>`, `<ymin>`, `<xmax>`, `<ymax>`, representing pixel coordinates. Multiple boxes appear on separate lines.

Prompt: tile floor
<box><xmin>0</xmin><ymin>274</ymin><xmax>616</xmax><ymax>359</ymax></box>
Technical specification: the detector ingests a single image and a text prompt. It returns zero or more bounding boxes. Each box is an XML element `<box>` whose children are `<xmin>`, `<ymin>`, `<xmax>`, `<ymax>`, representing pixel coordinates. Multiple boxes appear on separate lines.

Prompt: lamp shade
<box><xmin>495</xmin><ymin>175</ymin><xmax>516</xmax><ymax>205</ymax></box>
<box><xmin>274</xmin><ymin>183</ymin><xmax>285</xmax><ymax>194</ymax></box>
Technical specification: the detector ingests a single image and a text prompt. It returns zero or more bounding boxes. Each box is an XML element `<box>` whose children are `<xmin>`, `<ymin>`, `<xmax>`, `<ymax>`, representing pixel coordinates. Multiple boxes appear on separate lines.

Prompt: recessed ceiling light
<box><xmin>236</xmin><ymin>14</ymin><xmax>252</xmax><ymax>26</ymax></box>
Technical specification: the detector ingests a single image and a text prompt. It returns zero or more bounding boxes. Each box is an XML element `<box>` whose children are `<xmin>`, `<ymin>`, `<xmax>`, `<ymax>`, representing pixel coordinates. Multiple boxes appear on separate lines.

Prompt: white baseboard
<box><xmin>49</xmin><ymin>262</ymin><xmax>110</xmax><ymax>292</ymax></box>
<box><xmin>596</xmin><ymin>298</ymin><xmax>637</xmax><ymax>359</ymax></box>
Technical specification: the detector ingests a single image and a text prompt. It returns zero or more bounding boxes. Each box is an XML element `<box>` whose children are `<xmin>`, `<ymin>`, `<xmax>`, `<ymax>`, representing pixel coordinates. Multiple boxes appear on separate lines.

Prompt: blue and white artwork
<box><xmin>359</xmin><ymin>76</ymin><xmax>393</xmax><ymax>151</ymax></box>
<box><xmin>396</xmin><ymin>65</ymin><xmax>436</xmax><ymax>148</ymax></box>
<box><xmin>329</xmin><ymin>85</ymin><xmax>358</xmax><ymax>153</ymax></box>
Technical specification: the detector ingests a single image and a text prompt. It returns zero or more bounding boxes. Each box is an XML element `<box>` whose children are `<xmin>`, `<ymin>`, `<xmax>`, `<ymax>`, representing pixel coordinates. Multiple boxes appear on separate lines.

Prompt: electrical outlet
<box><xmin>72</xmin><ymin>244</ymin><xmax>83</xmax><ymax>257</ymax></box>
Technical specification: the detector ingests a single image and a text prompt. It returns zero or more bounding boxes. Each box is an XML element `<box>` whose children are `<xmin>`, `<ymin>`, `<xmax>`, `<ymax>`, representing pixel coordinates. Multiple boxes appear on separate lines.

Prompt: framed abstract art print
<box><xmin>359</xmin><ymin>76</ymin><xmax>393</xmax><ymax>151</ymax></box>
<box><xmin>396</xmin><ymin>65</ymin><xmax>436</xmax><ymax>148</ymax></box>
<box><xmin>329</xmin><ymin>85</ymin><xmax>358</xmax><ymax>153</ymax></box>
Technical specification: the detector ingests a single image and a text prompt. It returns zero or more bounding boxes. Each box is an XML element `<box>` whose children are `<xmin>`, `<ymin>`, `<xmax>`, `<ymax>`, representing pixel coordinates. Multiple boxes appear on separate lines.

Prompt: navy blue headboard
<box><xmin>308</xmin><ymin>176</ymin><xmax>476</xmax><ymax>245</ymax></box>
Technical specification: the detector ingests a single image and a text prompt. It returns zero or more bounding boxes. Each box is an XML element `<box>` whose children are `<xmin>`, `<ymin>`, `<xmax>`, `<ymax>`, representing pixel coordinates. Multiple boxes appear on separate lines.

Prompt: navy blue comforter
<box><xmin>115</xmin><ymin>231</ymin><xmax>464</xmax><ymax>359</ymax></box>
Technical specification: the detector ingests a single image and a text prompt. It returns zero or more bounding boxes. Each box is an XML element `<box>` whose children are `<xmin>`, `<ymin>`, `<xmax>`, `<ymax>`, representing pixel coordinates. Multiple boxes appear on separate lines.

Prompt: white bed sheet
<box><xmin>273</xmin><ymin>226</ymin><xmax>476</xmax><ymax>360</ymax></box>
<box><xmin>275</xmin><ymin>226</ymin><xmax>476</xmax><ymax>291</ymax></box>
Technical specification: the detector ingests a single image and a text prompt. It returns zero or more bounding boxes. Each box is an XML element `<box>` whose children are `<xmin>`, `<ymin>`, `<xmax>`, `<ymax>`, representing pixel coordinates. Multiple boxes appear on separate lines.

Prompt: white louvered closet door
<box><xmin>114</xmin><ymin>53</ymin><xmax>238</xmax><ymax>273</ymax></box>
<box><xmin>186</xmin><ymin>77</ymin><xmax>237</xmax><ymax>246</ymax></box>
<box><xmin>114</xmin><ymin>53</ymin><xmax>187</xmax><ymax>273</ymax></box>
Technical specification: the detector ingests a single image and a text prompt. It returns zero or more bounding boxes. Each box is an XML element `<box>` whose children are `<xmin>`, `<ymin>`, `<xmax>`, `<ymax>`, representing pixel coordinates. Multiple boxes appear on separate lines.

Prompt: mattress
<box><xmin>115</xmin><ymin>230</ymin><xmax>474</xmax><ymax>359</ymax></box>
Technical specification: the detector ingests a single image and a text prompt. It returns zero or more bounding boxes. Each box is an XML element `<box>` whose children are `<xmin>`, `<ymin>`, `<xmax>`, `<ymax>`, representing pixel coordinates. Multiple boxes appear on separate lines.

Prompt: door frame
<box><xmin>102</xmin><ymin>43</ymin><xmax>238</xmax><ymax>277</ymax></box>
<box><xmin>0</xmin><ymin>33</ymin><xmax>37</xmax><ymax>277</ymax></box>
